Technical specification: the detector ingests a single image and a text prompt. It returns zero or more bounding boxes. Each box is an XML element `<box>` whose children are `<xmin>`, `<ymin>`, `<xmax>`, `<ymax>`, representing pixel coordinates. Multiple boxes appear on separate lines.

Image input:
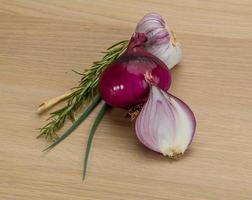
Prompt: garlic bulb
<box><xmin>135</xmin><ymin>85</ymin><xmax>196</xmax><ymax>158</ymax></box>
<box><xmin>135</xmin><ymin>13</ymin><xmax>182</xmax><ymax>69</ymax></box>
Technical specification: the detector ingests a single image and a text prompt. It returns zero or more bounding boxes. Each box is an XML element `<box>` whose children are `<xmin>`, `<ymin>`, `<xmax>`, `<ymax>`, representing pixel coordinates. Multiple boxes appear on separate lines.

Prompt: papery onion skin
<box><xmin>98</xmin><ymin>33</ymin><xmax>171</xmax><ymax>109</ymax></box>
<box><xmin>135</xmin><ymin>85</ymin><xmax>196</xmax><ymax>158</ymax></box>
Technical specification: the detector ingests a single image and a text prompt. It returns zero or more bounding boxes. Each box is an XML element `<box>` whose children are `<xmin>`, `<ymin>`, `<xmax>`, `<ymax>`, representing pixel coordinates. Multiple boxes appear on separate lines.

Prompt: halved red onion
<box><xmin>135</xmin><ymin>85</ymin><xmax>196</xmax><ymax>158</ymax></box>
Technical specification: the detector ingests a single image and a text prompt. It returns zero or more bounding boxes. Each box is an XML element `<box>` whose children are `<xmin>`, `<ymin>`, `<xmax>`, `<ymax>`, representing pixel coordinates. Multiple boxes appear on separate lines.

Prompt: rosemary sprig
<box><xmin>83</xmin><ymin>102</ymin><xmax>109</xmax><ymax>181</ymax></box>
<box><xmin>43</xmin><ymin>96</ymin><xmax>101</xmax><ymax>151</ymax></box>
<box><xmin>38</xmin><ymin>40</ymin><xmax>128</xmax><ymax>141</ymax></box>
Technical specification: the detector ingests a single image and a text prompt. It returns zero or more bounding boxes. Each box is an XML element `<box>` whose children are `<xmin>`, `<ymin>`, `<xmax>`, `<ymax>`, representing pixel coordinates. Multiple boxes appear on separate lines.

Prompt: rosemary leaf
<box><xmin>107</xmin><ymin>40</ymin><xmax>128</xmax><ymax>50</ymax></box>
<box><xmin>43</xmin><ymin>96</ymin><xmax>101</xmax><ymax>151</ymax></box>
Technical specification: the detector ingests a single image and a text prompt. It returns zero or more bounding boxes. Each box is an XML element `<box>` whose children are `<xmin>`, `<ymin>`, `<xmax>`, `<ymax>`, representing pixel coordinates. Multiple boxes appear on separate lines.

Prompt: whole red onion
<box><xmin>98</xmin><ymin>33</ymin><xmax>172</xmax><ymax>108</ymax></box>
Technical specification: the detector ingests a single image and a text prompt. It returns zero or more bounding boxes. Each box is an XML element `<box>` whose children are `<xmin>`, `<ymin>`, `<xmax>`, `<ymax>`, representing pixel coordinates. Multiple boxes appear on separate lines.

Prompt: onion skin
<box><xmin>98</xmin><ymin>33</ymin><xmax>171</xmax><ymax>109</ymax></box>
<box><xmin>135</xmin><ymin>86</ymin><xmax>196</xmax><ymax>158</ymax></box>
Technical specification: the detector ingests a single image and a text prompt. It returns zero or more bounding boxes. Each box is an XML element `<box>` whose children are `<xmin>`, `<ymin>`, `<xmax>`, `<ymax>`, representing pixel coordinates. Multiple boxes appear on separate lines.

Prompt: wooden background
<box><xmin>0</xmin><ymin>0</ymin><xmax>252</xmax><ymax>199</ymax></box>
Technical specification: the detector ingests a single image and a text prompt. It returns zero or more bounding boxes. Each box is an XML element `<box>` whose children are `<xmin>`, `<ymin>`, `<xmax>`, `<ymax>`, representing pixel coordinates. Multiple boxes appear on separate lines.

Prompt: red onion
<box><xmin>135</xmin><ymin>85</ymin><xmax>196</xmax><ymax>158</ymax></box>
<box><xmin>98</xmin><ymin>33</ymin><xmax>171</xmax><ymax>108</ymax></box>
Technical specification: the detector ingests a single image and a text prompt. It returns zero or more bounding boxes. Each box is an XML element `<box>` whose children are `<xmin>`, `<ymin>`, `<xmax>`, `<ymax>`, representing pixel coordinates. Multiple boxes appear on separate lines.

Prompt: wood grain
<box><xmin>0</xmin><ymin>0</ymin><xmax>252</xmax><ymax>199</ymax></box>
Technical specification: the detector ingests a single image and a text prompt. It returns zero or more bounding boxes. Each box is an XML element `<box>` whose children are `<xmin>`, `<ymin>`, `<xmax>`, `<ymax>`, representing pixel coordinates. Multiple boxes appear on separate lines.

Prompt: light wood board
<box><xmin>0</xmin><ymin>0</ymin><xmax>252</xmax><ymax>199</ymax></box>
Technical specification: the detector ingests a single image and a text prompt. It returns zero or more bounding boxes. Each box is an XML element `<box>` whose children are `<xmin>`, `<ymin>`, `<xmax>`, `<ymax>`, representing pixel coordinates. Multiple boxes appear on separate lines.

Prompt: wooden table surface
<box><xmin>1</xmin><ymin>1</ymin><xmax>252</xmax><ymax>199</ymax></box>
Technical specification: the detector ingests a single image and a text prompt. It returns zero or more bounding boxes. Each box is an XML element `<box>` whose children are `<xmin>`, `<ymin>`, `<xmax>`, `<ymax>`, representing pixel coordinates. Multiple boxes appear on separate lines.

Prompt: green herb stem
<box><xmin>43</xmin><ymin>96</ymin><xmax>101</xmax><ymax>151</ymax></box>
<box><xmin>82</xmin><ymin>102</ymin><xmax>109</xmax><ymax>181</ymax></box>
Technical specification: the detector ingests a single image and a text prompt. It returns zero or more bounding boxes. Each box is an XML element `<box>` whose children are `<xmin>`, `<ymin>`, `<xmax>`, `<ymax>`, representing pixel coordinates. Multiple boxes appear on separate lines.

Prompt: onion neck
<box><xmin>144</xmin><ymin>71</ymin><xmax>157</xmax><ymax>86</ymax></box>
<box><xmin>125</xmin><ymin>33</ymin><xmax>147</xmax><ymax>53</ymax></box>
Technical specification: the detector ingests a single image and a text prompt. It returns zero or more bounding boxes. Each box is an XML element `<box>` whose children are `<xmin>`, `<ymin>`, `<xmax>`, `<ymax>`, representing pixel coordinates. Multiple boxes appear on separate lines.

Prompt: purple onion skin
<box><xmin>98</xmin><ymin>34</ymin><xmax>171</xmax><ymax>109</ymax></box>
